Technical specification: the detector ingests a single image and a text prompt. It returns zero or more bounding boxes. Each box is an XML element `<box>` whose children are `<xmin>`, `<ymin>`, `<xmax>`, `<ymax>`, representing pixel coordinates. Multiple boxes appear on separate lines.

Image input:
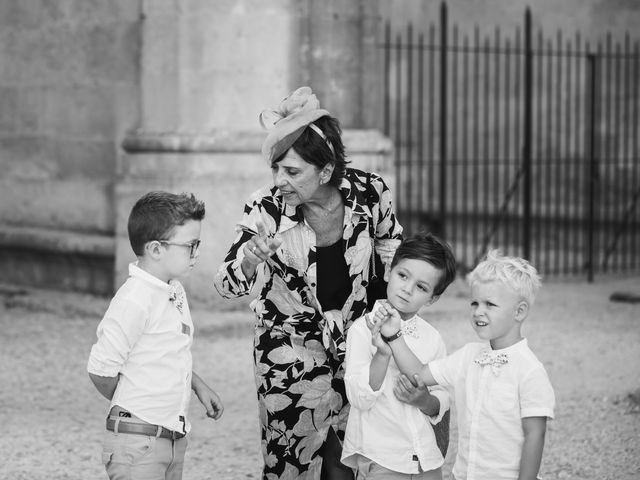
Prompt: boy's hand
<box><xmin>394</xmin><ymin>374</ymin><xmax>441</xmax><ymax>417</ymax></box>
<box><xmin>195</xmin><ymin>384</ymin><xmax>224</xmax><ymax>420</ymax></box>
<box><xmin>365</xmin><ymin>300</ymin><xmax>402</xmax><ymax>335</ymax></box>
<box><xmin>376</xmin><ymin>302</ymin><xmax>402</xmax><ymax>337</ymax></box>
<box><xmin>394</xmin><ymin>373</ymin><xmax>426</xmax><ymax>402</ymax></box>
<box><xmin>369</xmin><ymin>314</ymin><xmax>392</xmax><ymax>356</ymax></box>
<box><xmin>192</xmin><ymin>374</ymin><xmax>224</xmax><ymax>420</ymax></box>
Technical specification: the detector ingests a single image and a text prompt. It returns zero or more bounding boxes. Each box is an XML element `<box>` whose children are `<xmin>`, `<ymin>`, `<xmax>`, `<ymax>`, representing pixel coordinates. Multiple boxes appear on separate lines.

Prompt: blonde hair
<box><xmin>468</xmin><ymin>249</ymin><xmax>542</xmax><ymax>305</ymax></box>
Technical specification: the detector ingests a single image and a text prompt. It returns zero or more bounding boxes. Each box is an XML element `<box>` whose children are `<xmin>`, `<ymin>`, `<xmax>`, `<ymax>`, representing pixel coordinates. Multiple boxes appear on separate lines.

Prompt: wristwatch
<box><xmin>380</xmin><ymin>330</ymin><xmax>403</xmax><ymax>343</ymax></box>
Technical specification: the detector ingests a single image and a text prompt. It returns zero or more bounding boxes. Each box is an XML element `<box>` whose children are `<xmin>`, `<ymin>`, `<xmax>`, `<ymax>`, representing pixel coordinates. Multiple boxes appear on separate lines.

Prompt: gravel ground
<box><xmin>1</xmin><ymin>275</ymin><xmax>639</xmax><ymax>480</ymax></box>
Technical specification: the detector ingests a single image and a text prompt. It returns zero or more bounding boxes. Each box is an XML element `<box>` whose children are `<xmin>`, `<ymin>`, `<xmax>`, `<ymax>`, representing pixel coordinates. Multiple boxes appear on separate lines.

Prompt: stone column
<box><xmin>296</xmin><ymin>0</ymin><xmax>383</xmax><ymax>129</ymax></box>
<box><xmin>115</xmin><ymin>0</ymin><xmax>393</xmax><ymax>308</ymax></box>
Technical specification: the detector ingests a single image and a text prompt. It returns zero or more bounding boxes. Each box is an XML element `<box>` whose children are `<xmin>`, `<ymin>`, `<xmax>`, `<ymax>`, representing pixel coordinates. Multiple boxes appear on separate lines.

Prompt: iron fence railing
<box><xmin>381</xmin><ymin>2</ymin><xmax>640</xmax><ymax>279</ymax></box>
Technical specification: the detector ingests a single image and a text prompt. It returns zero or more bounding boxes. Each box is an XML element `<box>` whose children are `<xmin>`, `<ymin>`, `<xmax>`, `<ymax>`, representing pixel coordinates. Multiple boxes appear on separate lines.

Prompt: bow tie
<box><xmin>168</xmin><ymin>282</ymin><xmax>185</xmax><ymax>314</ymax></box>
<box><xmin>475</xmin><ymin>350</ymin><xmax>509</xmax><ymax>376</ymax></box>
<box><xmin>401</xmin><ymin>317</ymin><xmax>419</xmax><ymax>338</ymax></box>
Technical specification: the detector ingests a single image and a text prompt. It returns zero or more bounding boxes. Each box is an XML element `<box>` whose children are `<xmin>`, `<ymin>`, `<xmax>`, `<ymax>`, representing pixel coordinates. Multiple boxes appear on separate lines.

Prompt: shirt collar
<box><xmin>128</xmin><ymin>262</ymin><xmax>171</xmax><ymax>292</ymax></box>
<box><xmin>488</xmin><ymin>337</ymin><xmax>528</xmax><ymax>354</ymax></box>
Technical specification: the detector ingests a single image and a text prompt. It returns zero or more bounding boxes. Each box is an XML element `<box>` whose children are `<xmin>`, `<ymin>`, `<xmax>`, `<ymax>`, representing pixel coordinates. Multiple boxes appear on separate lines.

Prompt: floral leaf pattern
<box><xmin>214</xmin><ymin>168</ymin><xmax>403</xmax><ymax>479</ymax></box>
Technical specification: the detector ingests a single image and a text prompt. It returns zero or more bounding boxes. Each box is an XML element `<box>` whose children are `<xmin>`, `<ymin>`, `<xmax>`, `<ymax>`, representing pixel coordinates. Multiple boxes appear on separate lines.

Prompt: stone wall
<box><xmin>0</xmin><ymin>0</ymin><xmax>140</xmax><ymax>293</ymax></box>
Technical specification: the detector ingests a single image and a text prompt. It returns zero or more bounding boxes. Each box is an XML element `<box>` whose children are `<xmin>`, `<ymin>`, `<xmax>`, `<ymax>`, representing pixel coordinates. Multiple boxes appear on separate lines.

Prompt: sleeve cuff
<box><xmin>87</xmin><ymin>357</ymin><xmax>120</xmax><ymax>378</ymax></box>
<box><xmin>521</xmin><ymin>408</ymin><xmax>555</xmax><ymax>420</ymax></box>
<box><xmin>427</xmin><ymin>388</ymin><xmax>450</xmax><ymax>424</ymax></box>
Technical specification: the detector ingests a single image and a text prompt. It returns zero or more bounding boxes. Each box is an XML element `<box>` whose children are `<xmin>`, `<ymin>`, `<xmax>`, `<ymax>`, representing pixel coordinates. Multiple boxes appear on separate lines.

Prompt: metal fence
<box><xmin>381</xmin><ymin>2</ymin><xmax>640</xmax><ymax>279</ymax></box>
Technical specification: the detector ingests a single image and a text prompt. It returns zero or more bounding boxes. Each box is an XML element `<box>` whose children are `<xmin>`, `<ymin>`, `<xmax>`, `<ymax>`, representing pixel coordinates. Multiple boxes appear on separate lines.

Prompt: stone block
<box><xmin>0</xmin><ymin>178</ymin><xmax>114</xmax><ymax>232</ymax></box>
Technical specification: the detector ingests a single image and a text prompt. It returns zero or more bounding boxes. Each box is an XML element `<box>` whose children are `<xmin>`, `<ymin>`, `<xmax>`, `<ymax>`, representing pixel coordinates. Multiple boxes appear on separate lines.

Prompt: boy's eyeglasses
<box><xmin>159</xmin><ymin>239</ymin><xmax>201</xmax><ymax>258</ymax></box>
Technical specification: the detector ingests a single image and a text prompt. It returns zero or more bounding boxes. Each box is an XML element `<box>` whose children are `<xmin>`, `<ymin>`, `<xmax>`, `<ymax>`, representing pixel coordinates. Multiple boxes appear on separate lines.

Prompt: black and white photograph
<box><xmin>0</xmin><ymin>1</ymin><xmax>638</xmax><ymax>479</ymax></box>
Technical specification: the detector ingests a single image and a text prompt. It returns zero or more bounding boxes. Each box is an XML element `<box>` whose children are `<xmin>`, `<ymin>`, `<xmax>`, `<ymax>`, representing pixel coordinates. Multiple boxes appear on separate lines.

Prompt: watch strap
<box><xmin>381</xmin><ymin>329</ymin><xmax>403</xmax><ymax>343</ymax></box>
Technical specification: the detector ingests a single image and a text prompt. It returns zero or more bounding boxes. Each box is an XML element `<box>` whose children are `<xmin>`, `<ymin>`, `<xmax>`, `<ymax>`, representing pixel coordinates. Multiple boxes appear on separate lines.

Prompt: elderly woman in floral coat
<box><xmin>214</xmin><ymin>87</ymin><xmax>403</xmax><ymax>480</ymax></box>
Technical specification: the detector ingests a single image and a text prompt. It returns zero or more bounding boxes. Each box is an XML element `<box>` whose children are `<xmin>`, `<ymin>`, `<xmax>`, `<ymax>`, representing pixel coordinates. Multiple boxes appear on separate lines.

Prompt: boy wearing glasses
<box><xmin>87</xmin><ymin>191</ymin><xmax>224</xmax><ymax>480</ymax></box>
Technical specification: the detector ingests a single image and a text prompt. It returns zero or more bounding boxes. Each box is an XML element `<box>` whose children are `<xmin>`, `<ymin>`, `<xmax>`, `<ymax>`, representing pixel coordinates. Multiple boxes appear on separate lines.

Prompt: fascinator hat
<box><xmin>259</xmin><ymin>86</ymin><xmax>334</xmax><ymax>164</ymax></box>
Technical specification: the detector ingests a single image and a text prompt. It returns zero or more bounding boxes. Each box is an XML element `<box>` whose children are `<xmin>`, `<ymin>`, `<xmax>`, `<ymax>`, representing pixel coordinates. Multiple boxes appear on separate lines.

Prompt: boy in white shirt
<box><xmin>342</xmin><ymin>233</ymin><xmax>457</xmax><ymax>479</ymax></box>
<box><xmin>374</xmin><ymin>250</ymin><xmax>555</xmax><ymax>480</ymax></box>
<box><xmin>87</xmin><ymin>191</ymin><xmax>224</xmax><ymax>480</ymax></box>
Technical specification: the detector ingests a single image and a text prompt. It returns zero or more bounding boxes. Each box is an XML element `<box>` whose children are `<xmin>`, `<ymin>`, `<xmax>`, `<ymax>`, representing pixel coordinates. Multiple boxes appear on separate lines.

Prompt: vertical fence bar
<box><xmin>522</xmin><ymin>8</ymin><xmax>533</xmax><ymax>260</ymax></box>
<box><xmin>515</xmin><ymin>27</ymin><xmax>522</xmax><ymax>250</ymax></box>
<box><xmin>504</xmin><ymin>37</ymin><xmax>512</xmax><ymax>252</ymax></box>
<box><xmin>383</xmin><ymin>22</ymin><xmax>391</xmax><ymax>137</ymax></box>
<box><xmin>537</xmin><ymin>37</ymin><xmax>555</xmax><ymax>272</ymax></box>
<box><xmin>483</xmin><ymin>35</ymin><xmax>490</xmax><ymax>248</ymax></box>
<box><xmin>534</xmin><ymin>30</ymin><xmax>544</xmax><ymax>266</ymax></box>
<box><xmin>462</xmin><ymin>33</ymin><xmax>470</xmax><ymax>264</ymax></box>
<box><xmin>473</xmin><ymin>26</ymin><xmax>480</xmax><ymax>258</ymax></box>
<box><xmin>406</xmin><ymin>23</ymin><xmax>414</xmax><ymax>233</ymax></box>
<box><xmin>622</xmin><ymin>34</ymin><xmax>630</xmax><ymax>270</ymax></box>
<box><xmin>611</xmin><ymin>39</ymin><xmax>622</xmax><ymax>271</ymax></box>
<box><xmin>586</xmin><ymin>51</ymin><xmax>598</xmax><ymax>282</ymax></box>
<box><xmin>493</xmin><ymin>26</ymin><xmax>501</xmax><ymax>251</ymax></box>
<box><xmin>554</xmin><ymin>31</ymin><xmax>563</xmax><ymax>274</ymax></box>
<box><xmin>439</xmin><ymin>1</ymin><xmax>448</xmax><ymax>239</ymax></box>
<box><xmin>631</xmin><ymin>42</ymin><xmax>640</xmax><ymax>267</ymax></box>
<box><xmin>417</xmin><ymin>31</ymin><xmax>425</xmax><ymax>233</ymax></box>
<box><xmin>429</xmin><ymin>25</ymin><xmax>436</xmax><ymax>223</ymax></box>
<box><xmin>603</xmin><ymin>35</ymin><xmax>612</xmax><ymax>273</ymax></box>
<box><xmin>574</xmin><ymin>32</ymin><xmax>583</xmax><ymax>275</ymax></box>
<box><xmin>451</xmin><ymin>25</ymin><xmax>459</xmax><ymax>244</ymax></box>
<box><xmin>564</xmin><ymin>36</ymin><xmax>573</xmax><ymax>275</ymax></box>
<box><xmin>544</xmin><ymin>38</ymin><xmax>553</xmax><ymax>272</ymax></box>
<box><xmin>395</xmin><ymin>31</ymin><xmax>403</xmax><ymax>218</ymax></box>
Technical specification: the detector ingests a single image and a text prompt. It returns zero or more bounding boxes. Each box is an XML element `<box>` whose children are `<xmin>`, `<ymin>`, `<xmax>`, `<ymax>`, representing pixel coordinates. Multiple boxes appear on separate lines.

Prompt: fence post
<box><xmin>586</xmin><ymin>53</ymin><xmax>599</xmax><ymax>282</ymax></box>
<box><xmin>439</xmin><ymin>1</ymin><xmax>448</xmax><ymax>238</ymax></box>
<box><xmin>522</xmin><ymin>7</ymin><xmax>533</xmax><ymax>260</ymax></box>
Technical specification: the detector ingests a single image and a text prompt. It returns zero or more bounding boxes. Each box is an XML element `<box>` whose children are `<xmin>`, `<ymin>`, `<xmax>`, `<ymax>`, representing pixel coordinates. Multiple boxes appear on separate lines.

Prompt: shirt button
<box><xmin>311</xmin><ymin>282</ymin><xmax>316</xmax><ymax>287</ymax></box>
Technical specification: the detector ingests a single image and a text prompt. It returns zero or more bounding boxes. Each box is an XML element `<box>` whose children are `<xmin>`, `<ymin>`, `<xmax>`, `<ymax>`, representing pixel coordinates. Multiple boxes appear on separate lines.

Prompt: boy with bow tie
<box><xmin>87</xmin><ymin>191</ymin><xmax>224</xmax><ymax>480</ymax></box>
<box><xmin>342</xmin><ymin>234</ymin><xmax>457</xmax><ymax>479</ymax></box>
<box><xmin>374</xmin><ymin>249</ymin><xmax>555</xmax><ymax>480</ymax></box>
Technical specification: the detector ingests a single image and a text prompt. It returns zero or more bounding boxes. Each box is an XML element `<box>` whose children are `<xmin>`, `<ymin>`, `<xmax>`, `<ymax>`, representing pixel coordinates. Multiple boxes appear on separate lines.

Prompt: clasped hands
<box><xmin>366</xmin><ymin>301</ymin><xmax>428</xmax><ymax>396</ymax></box>
<box><xmin>365</xmin><ymin>300</ymin><xmax>402</xmax><ymax>340</ymax></box>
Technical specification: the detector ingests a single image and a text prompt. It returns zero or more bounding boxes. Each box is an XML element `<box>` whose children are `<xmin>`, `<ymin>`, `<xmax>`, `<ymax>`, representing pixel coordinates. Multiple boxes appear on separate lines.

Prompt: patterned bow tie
<box><xmin>168</xmin><ymin>282</ymin><xmax>185</xmax><ymax>314</ymax></box>
<box><xmin>475</xmin><ymin>350</ymin><xmax>509</xmax><ymax>376</ymax></box>
<box><xmin>401</xmin><ymin>317</ymin><xmax>419</xmax><ymax>338</ymax></box>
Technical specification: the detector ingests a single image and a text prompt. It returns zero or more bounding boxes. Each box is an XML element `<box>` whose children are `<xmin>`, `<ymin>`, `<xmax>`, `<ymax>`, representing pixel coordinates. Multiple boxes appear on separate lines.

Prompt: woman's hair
<box><xmin>273</xmin><ymin>115</ymin><xmax>348</xmax><ymax>186</ymax></box>
<box><xmin>390</xmin><ymin>233</ymin><xmax>457</xmax><ymax>296</ymax></box>
<box><xmin>467</xmin><ymin>249</ymin><xmax>542</xmax><ymax>305</ymax></box>
<box><xmin>127</xmin><ymin>191</ymin><xmax>205</xmax><ymax>256</ymax></box>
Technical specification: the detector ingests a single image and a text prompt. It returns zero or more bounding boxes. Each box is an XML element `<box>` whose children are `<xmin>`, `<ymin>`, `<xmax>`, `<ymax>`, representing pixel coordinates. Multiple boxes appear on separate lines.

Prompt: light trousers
<box><xmin>101</xmin><ymin>430</ymin><xmax>188</xmax><ymax>480</ymax></box>
<box><xmin>355</xmin><ymin>456</ymin><xmax>442</xmax><ymax>480</ymax></box>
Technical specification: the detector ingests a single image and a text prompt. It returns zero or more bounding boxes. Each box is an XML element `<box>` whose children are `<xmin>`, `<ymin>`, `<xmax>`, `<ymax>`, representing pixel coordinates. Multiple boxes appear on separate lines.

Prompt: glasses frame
<box><xmin>158</xmin><ymin>239</ymin><xmax>201</xmax><ymax>258</ymax></box>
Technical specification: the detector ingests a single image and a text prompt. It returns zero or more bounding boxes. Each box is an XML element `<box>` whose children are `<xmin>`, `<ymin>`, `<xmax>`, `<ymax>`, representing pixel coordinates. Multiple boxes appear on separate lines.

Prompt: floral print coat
<box><xmin>214</xmin><ymin>168</ymin><xmax>402</xmax><ymax>479</ymax></box>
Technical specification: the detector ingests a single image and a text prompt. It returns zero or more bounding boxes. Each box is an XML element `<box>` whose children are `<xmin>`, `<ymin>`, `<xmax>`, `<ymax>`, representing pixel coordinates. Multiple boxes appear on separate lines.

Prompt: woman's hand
<box><xmin>241</xmin><ymin>221</ymin><xmax>282</xmax><ymax>278</ymax></box>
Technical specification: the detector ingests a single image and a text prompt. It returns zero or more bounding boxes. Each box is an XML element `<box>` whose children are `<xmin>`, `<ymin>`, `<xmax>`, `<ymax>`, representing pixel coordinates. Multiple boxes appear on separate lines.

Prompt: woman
<box><xmin>214</xmin><ymin>87</ymin><xmax>403</xmax><ymax>479</ymax></box>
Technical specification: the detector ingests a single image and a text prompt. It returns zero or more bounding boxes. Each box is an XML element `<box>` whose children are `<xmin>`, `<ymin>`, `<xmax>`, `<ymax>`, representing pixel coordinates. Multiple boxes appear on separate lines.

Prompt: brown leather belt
<box><xmin>106</xmin><ymin>417</ymin><xmax>185</xmax><ymax>440</ymax></box>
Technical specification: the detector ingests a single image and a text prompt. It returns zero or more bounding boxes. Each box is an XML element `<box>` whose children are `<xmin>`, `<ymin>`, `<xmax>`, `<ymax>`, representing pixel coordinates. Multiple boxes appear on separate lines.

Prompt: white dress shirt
<box><xmin>342</xmin><ymin>311</ymin><xmax>451</xmax><ymax>474</ymax></box>
<box><xmin>429</xmin><ymin>339</ymin><xmax>555</xmax><ymax>480</ymax></box>
<box><xmin>87</xmin><ymin>263</ymin><xmax>194</xmax><ymax>433</ymax></box>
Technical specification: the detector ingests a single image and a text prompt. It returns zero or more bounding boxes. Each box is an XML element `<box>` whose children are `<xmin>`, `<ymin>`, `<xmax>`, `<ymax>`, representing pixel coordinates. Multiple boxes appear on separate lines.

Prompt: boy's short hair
<box><xmin>128</xmin><ymin>191</ymin><xmax>206</xmax><ymax>256</ymax></box>
<box><xmin>468</xmin><ymin>249</ymin><xmax>542</xmax><ymax>305</ymax></box>
<box><xmin>390</xmin><ymin>233</ymin><xmax>457</xmax><ymax>296</ymax></box>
